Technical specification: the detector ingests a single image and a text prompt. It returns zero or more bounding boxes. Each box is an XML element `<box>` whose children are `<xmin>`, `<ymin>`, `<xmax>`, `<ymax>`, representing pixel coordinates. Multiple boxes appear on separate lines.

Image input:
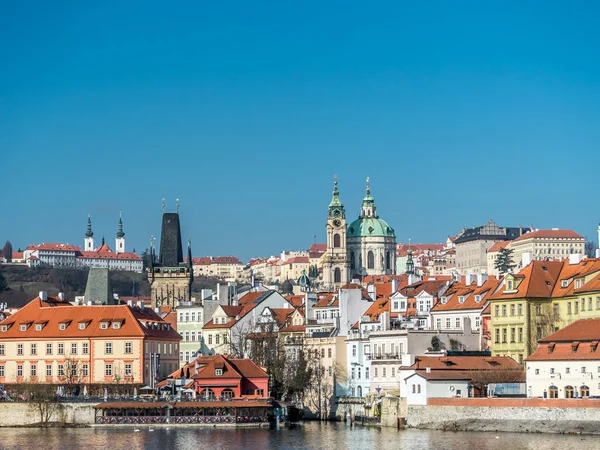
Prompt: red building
<box><xmin>161</xmin><ymin>355</ymin><xmax>269</xmax><ymax>401</ymax></box>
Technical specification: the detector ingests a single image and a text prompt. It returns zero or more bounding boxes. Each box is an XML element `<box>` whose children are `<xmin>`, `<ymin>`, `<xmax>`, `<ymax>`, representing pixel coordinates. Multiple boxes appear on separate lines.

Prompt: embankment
<box><xmin>407</xmin><ymin>398</ymin><xmax>600</xmax><ymax>434</ymax></box>
<box><xmin>0</xmin><ymin>402</ymin><xmax>94</xmax><ymax>427</ymax></box>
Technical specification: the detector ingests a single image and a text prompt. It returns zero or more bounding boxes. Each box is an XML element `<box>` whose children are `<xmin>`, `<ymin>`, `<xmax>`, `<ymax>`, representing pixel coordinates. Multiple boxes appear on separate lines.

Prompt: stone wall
<box><xmin>380</xmin><ymin>396</ymin><xmax>407</xmax><ymax>428</ymax></box>
<box><xmin>0</xmin><ymin>402</ymin><xmax>95</xmax><ymax>426</ymax></box>
<box><xmin>407</xmin><ymin>399</ymin><xmax>600</xmax><ymax>434</ymax></box>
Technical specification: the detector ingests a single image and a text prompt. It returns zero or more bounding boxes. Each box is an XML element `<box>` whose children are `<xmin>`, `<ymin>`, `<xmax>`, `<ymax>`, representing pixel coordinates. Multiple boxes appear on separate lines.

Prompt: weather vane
<box><xmin>176</xmin><ymin>198</ymin><xmax>180</xmax><ymax>213</ymax></box>
<box><xmin>162</xmin><ymin>198</ymin><xmax>165</xmax><ymax>213</ymax></box>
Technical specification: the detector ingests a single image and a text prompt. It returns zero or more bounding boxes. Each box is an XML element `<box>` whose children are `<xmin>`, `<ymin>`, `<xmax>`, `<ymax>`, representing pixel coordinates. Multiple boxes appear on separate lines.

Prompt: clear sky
<box><xmin>2</xmin><ymin>1</ymin><xmax>599</xmax><ymax>261</ymax></box>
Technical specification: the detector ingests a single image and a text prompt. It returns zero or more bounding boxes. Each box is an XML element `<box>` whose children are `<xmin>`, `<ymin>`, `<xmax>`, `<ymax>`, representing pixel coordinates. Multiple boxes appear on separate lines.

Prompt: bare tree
<box><xmin>585</xmin><ymin>240</ymin><xmax>597</xmax><ymax>258</ymax></box>
<box><xmin>2</xmin><ymin>241</ymin><xmax>12</xmax><ymax>263</ymax></box>
<box><xmin>26</xmin><ymin>384</ymin><xmax>62</xmax><ymax>427</ymax></box>
<box><xmin>59</xmin><ymin>354</ymin><xmax>83</xmax><ymax>396</ymax></box>
<box><xmin>529</xmin><ymin>303</ymin><xmax>561</xmax><ymax>355</ymax></box>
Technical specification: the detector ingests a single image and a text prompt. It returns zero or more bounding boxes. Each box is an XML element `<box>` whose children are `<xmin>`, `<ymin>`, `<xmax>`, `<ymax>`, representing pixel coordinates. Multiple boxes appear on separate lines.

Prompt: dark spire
<box><xmin>116</xmin><ymin>212</ymin><xmax>125</xmax><ymax>238</ymax></box>
<box><xmin>406</xmin><ymin>239</ymin><xmax>415</xmax><ymax>275</ymax></box>
<box><xmin>101</xmin><ymin>235</ymin><xmax>105</xmax><ymax>246</ymax></box>
<box><xmin>159</xmin><ymin>211</ymin><xmax>184</xmax><ymax>267</ymax></box>
<box><xmin>187</xmin><ymin>238</ymin><xmax>194</xmax><ymax>299</ymax></box>
<box><xmin>85</xmin><ymin>214</ymin><xmax>93</xmax><ymax>238</ymax></box>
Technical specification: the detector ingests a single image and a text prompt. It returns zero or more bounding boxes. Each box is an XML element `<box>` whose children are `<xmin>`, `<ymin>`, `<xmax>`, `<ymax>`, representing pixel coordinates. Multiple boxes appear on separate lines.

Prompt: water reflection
<box><xmin>0</xmin><ymin>422</ymin><xmax>598</xmax><ymax>450</ymax></box>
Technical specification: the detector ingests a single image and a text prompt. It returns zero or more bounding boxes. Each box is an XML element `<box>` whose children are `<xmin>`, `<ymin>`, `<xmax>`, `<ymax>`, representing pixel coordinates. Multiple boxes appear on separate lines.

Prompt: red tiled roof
<box><xmin>27</xmin><ymin>243</ymin><xmax>81</xmax><ymax>251</ymax></box>
<box><xmin>537</xmin><ymin>318</ymin><xmax>600</xmax><ymax>343</ymax></box>
<box><xmin>513</xmin><ymin>229</ymin><xmax>583</xmax><ymax>243</ymax></box>
<box><xmin>409</xmin><ymin>356</ymin><xmax>522</xmax><ymax>371</ymax></box>
<box><xmin>308</xmin><ymin>244</ymin><xmax>327</xmax><ymax>253</ymax></box>
<box><xmin>282</xmin><ymin>256</ymin><xmax>309</xmax><ymax>265</ymax></box>
<box><xmin>489</xmin><ymin>260</ymin><xmax>563</xmax><ymax>300</ymax></box>
<box><xmin>11</xmin><ymin>252</ymin><xmax>23</xmax><ymax>259</ymax></box>
<box><xmin>432</xmin><ymin>277</ymin><xmax>500</xmax><ymax>312</ymax></box>
<box><xmin>488</xmin><ymin>241</ymin><xmax>509</xmax><ymax>253</ymax></box>
<box><xmin>284</xmin><ymin>295</ymin><xmax>304</xmax><ymax>308</ymax></box>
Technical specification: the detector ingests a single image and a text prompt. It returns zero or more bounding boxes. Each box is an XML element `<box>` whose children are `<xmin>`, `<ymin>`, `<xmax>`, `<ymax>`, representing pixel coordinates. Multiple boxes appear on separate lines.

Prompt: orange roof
<box><xmin>314</xmin><ymin>293</ymin><xmax>337</xmax><ymax>308</ymax></box>
<box><xmin>513</xmin><ymin>229</ymin><xmax>583</xmax><ymax>243</ymax></box>
<box><xmin>432</xmin><ymin>277</ymin><xmax>500</xmax><ymax>312</ymax></box>
<box><xmin>284</xmin><ymin>295</ymin><xmax>304</xmax><ymax>308</ymax></box>
<box><xmin>537</xmin><ymin>318</ymin><xmax>600</xmax><ymax>343</ymax></box>
<box><xmin>11</xmin><ymin>252</ymin><xmax>23</xmax><ymax>259</ymax></box>
<box><xmin>0</xmin><ymin>296</ymin><xmax>180</xmax><ymax>340</ymax></box>
<box><xmin>488</xmin><ymin>241</ymin><xmax>509</xmax><ymax>253</ymax></box>
<box><xmin>27</xmin><ymin>243</ymin><xmax>81</xmax><ymax>251</ymax></box>
<box><xmin>551</xmin><ymin>258</ymin><xmax>600</xmax><ymax>297</ymax></box>
<box><xmin>282</xmin><ymin>256</ymin><xmax>309</xmax><ymax>265</ymax></box>
<box><xmin>163</xmin><ymin>355</ymin><xmax>269</xmax><ymax>382</ymax></box>
<box><xmin>409</xmin><ymin>355</ymin><xmax>522</xmax><ymax>371</ymax></box>
<box><xmin>489</xmin><ymin>260</ymin><xmax>563</xmax><ymax>300</ymax></box>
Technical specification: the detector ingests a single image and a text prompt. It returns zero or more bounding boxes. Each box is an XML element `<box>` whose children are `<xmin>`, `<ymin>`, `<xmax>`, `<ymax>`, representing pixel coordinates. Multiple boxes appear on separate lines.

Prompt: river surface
<box><xmin>0</xmin><ymin>422</ymin><xmax>599</xmax><ymax>449</ymax></box>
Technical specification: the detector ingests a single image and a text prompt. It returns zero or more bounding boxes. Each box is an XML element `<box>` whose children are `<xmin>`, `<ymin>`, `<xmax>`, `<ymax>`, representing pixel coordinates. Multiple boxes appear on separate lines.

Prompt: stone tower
<box><xmin>322</xmin><ymin>178</ymin><xmax>349</xmax><ymax>289</ymax></box>
<box><xmin>149</xmin><ymin>205</ymin><xmax>193</xmax><ymax>309</ymax></box>
<box><xmin>84</xmin><ymin>214</ymin><xmax>94</xmax><ymax>251</ymax></box>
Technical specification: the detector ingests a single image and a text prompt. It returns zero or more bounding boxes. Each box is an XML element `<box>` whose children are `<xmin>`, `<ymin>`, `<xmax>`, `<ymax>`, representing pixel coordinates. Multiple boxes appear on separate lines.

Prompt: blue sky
<box><xmin>2</xmin><ymin>1</ymin><xmax>599</xmax><ymax>261</ymax></box>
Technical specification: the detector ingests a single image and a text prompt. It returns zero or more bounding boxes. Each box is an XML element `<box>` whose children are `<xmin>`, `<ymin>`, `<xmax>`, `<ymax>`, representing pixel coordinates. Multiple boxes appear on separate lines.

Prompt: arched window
<box><xmin>221</xmin><ymin>388</ymin><xmax>235</xmax><ymax>400</ymax></box>
<box><xmin>334</xmin><ymin>268</ymin><xmax>341</xmax><ymax>283</ymax></box>
<box><xmin>580</xmin><ymin>385</ymin><xmax>590</xmax><ymax>397</ymax></box>
<box><xmin>548</xmin><ymin>385</ymin><xmax>558</xmax><ymax>398</ymax></box>
<box><xmin>200</xmin><ymin>388</ymin><xmax>216</xmax><ymax>401</ymax></box>
<box><xmin>350</xmin><ymin>251</ymin><xmax>355</xmax><ymax>270</ymax></box>
<box><xmin>385</xmin><ymin>251</ymin><xmax>391</xmax><ymax>270</ymax></box>
<box><xmin>333</xmin><ymin>234</ymin><xmax>341</xmax><ymax>248</ymax></box>
<box><xmin>367</xmin><ymin>251</ymin><xmax>375</xmax><ymax>269</ymax></box>
<box><xmin>564</xmin><ymin>385</ymin><xmax>574</xmax><ymax>398</ymax></box>
<box><xmin>357</xmin><ymin>385</ymin><xmax>363</xmax><ymax>397</ymax></box>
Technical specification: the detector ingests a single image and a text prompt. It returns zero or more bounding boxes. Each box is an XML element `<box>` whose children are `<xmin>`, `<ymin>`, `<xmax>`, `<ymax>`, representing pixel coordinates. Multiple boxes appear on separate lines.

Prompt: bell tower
<box><xmin>84</xmin><ymin>214</ymin><xmax>94</xmax><ymax>251</ymax></box>
<box><xmin>115</xmin><ymin>212</ymin><xmax>126</xmax><ymax>253</ymax></box>
<box><xmin>323</xmin><ymin>176</ymin><xmax>349</xmax><ymax>289</ymax></box>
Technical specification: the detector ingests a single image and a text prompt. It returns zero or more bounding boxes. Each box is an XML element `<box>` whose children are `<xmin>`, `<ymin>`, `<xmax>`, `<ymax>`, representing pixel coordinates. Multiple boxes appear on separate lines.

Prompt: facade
<box><xmin>0</xmin><ymin>293</ymin><xmax>181</xmax><ymax>386</ymax></box>
<box><xmin>149</xmin><ymin>211</ymin><xmax>193</xmax><ymax>309</ymax></box>
<box><xmin>280</xmin><ymin>256</ymin><xmax>310</xmax><ymax>282</ymax></box>
<box><xmin>176</xmin><ymin>302</ymin><xmax>204</xmax><ymax>364</ymax></box>
<box><xmin>509</xmin><ymin>229</ymin><xmax>585</xmax><ymax>271</ymax></box>
<box><xmin>526</xmin><ymin>319</ymin><xmax>600</xmax><ymax>398</ymax></box>
<box><xmin>192</xmin><ymin>256</ymin><xmax>243</xmax><ymax>282</ymax></box>
<box><xmin>454</xmin><ymin>220</ymin><xmax>524</xmax><ymax>275</ymax></box>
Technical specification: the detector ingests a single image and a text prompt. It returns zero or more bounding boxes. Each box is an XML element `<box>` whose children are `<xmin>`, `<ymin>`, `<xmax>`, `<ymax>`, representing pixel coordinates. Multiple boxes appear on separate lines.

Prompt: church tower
<box><xmin>84</xmin><ymin>214</ymin><xmax>94</xmax><ymax>251</ymax></box>
<box><xmin>115</xmin><ymin>213</ymin><xmax>126</xmax><ymax>253</ymax></box>
<box><xmin>149</xmin><ymin>200</ymin><xmax>193</xmax><ymax>309</ymax></box>
<box><xmin>323</xmin><ymin>177</ymin><xmax>349</xmax><ymax>289</ymax></box>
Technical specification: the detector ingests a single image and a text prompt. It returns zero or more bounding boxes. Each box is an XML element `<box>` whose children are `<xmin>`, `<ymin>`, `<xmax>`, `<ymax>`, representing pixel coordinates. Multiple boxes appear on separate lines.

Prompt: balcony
<box><xmin>367</xmin><ymin>353</ymin><xmax>401</xmax><ymax>361</ymax></box>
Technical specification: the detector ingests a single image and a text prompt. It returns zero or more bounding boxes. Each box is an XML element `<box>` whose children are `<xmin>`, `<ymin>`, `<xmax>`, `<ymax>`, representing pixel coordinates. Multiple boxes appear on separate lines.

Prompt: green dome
<box><xmin>347</xmin><ymin>217</ymin><xmax>395</xmax><ymax>238</ymax></box>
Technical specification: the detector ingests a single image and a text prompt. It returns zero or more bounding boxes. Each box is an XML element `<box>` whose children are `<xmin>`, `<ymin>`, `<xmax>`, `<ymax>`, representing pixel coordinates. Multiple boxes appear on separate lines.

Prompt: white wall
<box><xmin>526</xmin><ymin>360</ymin><xmax>600</xmax><ymax>398</ymax></box>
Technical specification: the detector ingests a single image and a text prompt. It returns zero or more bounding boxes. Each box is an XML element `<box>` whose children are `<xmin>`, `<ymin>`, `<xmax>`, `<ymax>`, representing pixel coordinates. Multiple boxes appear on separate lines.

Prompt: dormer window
<box><xmin>20</xmin><ymin>324</ymin><xmax>27</xmax><ymax>332</ymax></box>
<box><xmin>506</xmin><ymin>280</ymin><xmax>514</xmax><ymax>291</ymax></box>
<box><xmin>215</xmin><ymin>368</ymin><xmax>223</xmax><ymax>376</ymax></box>
<box><xmin>441</xmin><ymin>297</ymin><xmax>448</xmax><ymax>304</ymax></box>
<box><xmin>35</xmin><ymin>324</ymin><xmax>43</xmax><ymax>331</ymax></box>
<box><xmin>474</xmin><ymin>295</ymin><xmax>482</xmax><ymax>303</ymax></box>
<box><xmin>79</xmin><ymin>322</ymin><xmax>87</xmax><ymax>330</ymax></box>
<box><xmin>100</xmin><ymin>322</ymin><xmax>108</xmax><ymax>330</ymax></box>
<box><xmin>112</xmin><ymin>322</ymin><xmax>121</xmax><ymax>329</ymax></box>
<box><xmin>575</xmin><ymin>279</ymin><xmax>583</xmax><ymax>289</ymax></box>
<box><xmin>561</xmin><ymin>280</ymin><xmax>569</xmax><ymax>288</ymax></box>
<box><xmin>59</xmin><ymin>323</ymin><xmax>67</xmax><ymax>331</ymax></box>
<box><xmin>458</xmin><ymin>296</ymin><xmax>465</xmax><ymax>304</ymax></box>
<box><xmin>1</xmin><ymin>325</ymin><xmax>8</xmax><ymax>332</ymax></box>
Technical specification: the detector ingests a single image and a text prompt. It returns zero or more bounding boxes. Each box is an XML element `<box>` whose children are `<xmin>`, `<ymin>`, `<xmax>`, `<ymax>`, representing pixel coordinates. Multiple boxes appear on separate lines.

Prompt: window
<box><xmin>105</xmin><ymin>364</ymin><xmax>112</xmax><ymax>377</ymax></box>
<box><xmin>71</xmin><ymin>343</ymin><xmax>77</xmax><ymax>354</ymax></box>
<box><xmin>125</xmin><ymin>364</ymin><xmax>132</xmax><ymax>377</ymax></box>
<box><xmin>0</xmin><ymin>344</ymin><xmax>3</xmax><ymax>356</ymax></box>
<box><xmin>564</xmin><ymin>385</ymin><xmax>574</xmax><ymax>398</ymax></box>
<box><xmin>328</xmin><ymin>366</ymin><xmax>332</xmax><ymax>376</ymax></box>
<box><xmin>105</xmin><ymin>342</ymin><xmax>112</xmax><ymax>354</ymax></box>
<box><xmin>17</xmin><ymin>344</ymin><xmax>23</xmax><ymax>355</ymax></box>
<box><xmin>215</xmin><ymin>368</ymin><xmax>223</xmax><ymax>376</ymax></box>
<box><xmin>351</xmin><ymin>368</ymin><xmax>355</xmax><ymax>379</ymax></box>
<box><xmin>125</xmin><ymin>342</ymin><xmax>132</xmax><ymax>354</ymax></box>
<box><xmin>358</xmin><ymin>368</ymin><xmax>361</xmax><ymax>379</ymax></box>
<box><xmin>216</xmin><ymin>334</ymin><xmax>220</xmax><ymax>345</ymax></box>
<box><xmin>82</xmin><ymin>364</ymin><xmax>88</xmax><ymax>377</ymax></box>
<box><xmin>582</xmin><ymin>299</ymin><xmax>586</xmax><ymax>312</ymax></box>
<box><xmin>566</xmin><ymin>367</ymin><xmax>570</xmax><ymax>374</ymax></box>
<box><xmin>58</xmin><ymin>364</ymin><xmax>64</xmax><ymax>377</ymax></box>
<box><xmin>582</xmin><ymin>367</ymin><xmax>587</xmax><ymax>374</ymax></box>
<box><xmin>0</xmin><ymin>365</ymin><xmax>4</xmax><ymax>377</ymax></box>
<box><xmin>82</xmin><ymin>343</ymin><xmax>88</xmax><ymax>354</ymax></box>
<box><xmin>374</xmin><ymin>368</ymin><xmax>378</xmax><ymax>377</ymax></box>
<box><xmin>58</xmin><ymin>343</ymin><xmax>64</xmax><ymax>355</ymax></box>
<box><xmin>510</xmin><ymin>328</ymin><xmax>516</xmax><ymax>343</ymax></box>
<box><xmin>589</xmin><ymin>298</ymin><xmax>593</xmax><ymax>311</ymax></box>
<box><xmin>46</xmin><ymin>343</ymin><xmax>52</xmax><ymax>355</ymax></box>
<box><xmin>436</xmin><ymin>318</ymin><xmax>442</xmax><ymax>330</ymax></box>
<box><xmin>17</xmin><ymin>365</ymin><xmax>23</xmax><ymax>377</ymax></box>
<box><xmin>494</xmin><ymin>305</ymin><xmax>499</xmax><ymax>317</ymax></box>
<box><xmin>100</xmin><ymin>322</ymin><xmax>108</xmax><ymax>330</ymax></box>
<box><xmin>535</xmin><ymin>368</ymin><xmax>539</xmax><ymax>375</ymax></box>
<box><xmin>391</xmin><ymin>368</ymin><xmax>395</xmax><ymax>377</ymax></box>
<box><xmin>30</xmin><ymin>343</ymin><xmax>37</xmax><ymax>355</ymax></box>
<box><xmin>31</xmin><ymin>364</ymin><xmax>37</xmax><ymax>377</ymax></box>
<box><xmin>191</xmin><ymin>331</ymin><xmax>196</xmax><ymax>342</ymax></box>
<box><xmin>446</xmin><ymin>318</ymin><xmax>451</xmax><ymax>329</ymax></box>
<box><xmin>535</xmin><ymin>304</ymin><xmax>542</xmax><ymax>316</ymax></box>
<box><xmin>518</xmin><ymin>328</ymin><xmax>523</xmax><ymax>343</ymax></box>
<box><xmin>366</xmin><ymin>368</ymin><xmax>370</xmax><ymax>379</ymax></box>
<box><xmin>455</xmin><ymin>318</ymin><xmax>461</xmax><ymax>329</ymax></box>
<box><xmin>575</xmin><ymin>302</ymin><xmax>579</xmax><ymax>314</ymax></box>
<box><xmin>502</xmin><ymin>305</ymin><xmax>507</xmax><ymax>316</ymax></box>
<box><xmin>550</xmin><ymin>368</ymin><xmax>555</xmax><ymax>374</ymax></box>
<box><xmin>367</xmin><ymin>251</ymin><xmax>374</xmax><ymax>269</ymax></box>
<box><xmin>568</xmin><ymin>302</ymin><xmax>572</xmax><ymax>315</ymax></box>
<box><xmin>79</xmin><ymin>323</ymin><xmax>86</xmax><ymax>330</ymax></box>
<box><xmin>334</xmin><ymin>233</ymin><xmax>341</xmax><ymax>248</ymax></box>
<box><xmin>208</xmin><ymin>335</ymin><xmax>213</xmax><ymax>345</ymax></box>
<box><xmin>71</xmin><ymin>364</ymin><xmax>77</xmax><ymax>377</ymax></box>
<box><xmin>518</xmin><ymin>304</ymin><xmax>523</xmax><ymax>316</ymax></box>
<box><xmin>495</xmin><ymin>329</ymin><xmax>500</xmax><ymax>344</ymax></box>
<box><xmin>112</xmin><ymin>322</ymin><xmax>121</xmax><ymax>329</ymax></box>
<box><xmin>510</xmin><ymin>304</ymin><xmax>515</xmax><ymax>316</ymax></box>
<box><xmin>352</xmin><ymin>345</ymin><xmax>357</xmax><ymax>357</ymax></box>
<box><xmin>328</xmin><ymin>348</ymin><xmax>332</xmax><ymax>358</ymax></box>
<box><xmin>553</xmin><ymin>304</ymin><xmax>559</xmax><ymax>315</ymax></box>
<box><xmin>502</xmin><ymin>328</ymin><xmax>507</xmax><ymax>343</ymax></box>
<box><xmin>393</xmin><ymin>302</ymin><xmax>399</xmax><ymax>310</ymax></box>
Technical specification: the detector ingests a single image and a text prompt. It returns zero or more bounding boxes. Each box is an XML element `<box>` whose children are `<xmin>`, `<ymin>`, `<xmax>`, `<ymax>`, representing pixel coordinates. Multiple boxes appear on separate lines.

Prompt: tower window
<box><xmin>368</xmin><ymin>251</ymin><xmax>375</xmax><ymax>269</ymax></box>
<box><xmin>334</xmin><ymin>268</ymin><xmax>341</xmax><ymax>283</ymax></box>
<box><xmin>350</xmin><ymin>251</ymin><xmax>355</xmax><ymax>270</ymax></box>
<box><xmin>334</xmin><ymin>233</ymin><xmax>341</xmax><ymax>248</ymax></box>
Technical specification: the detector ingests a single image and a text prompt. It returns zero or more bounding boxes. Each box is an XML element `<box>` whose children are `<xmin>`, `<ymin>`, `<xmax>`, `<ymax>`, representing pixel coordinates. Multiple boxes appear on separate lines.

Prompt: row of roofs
<box><xmin>24</xmin><ymin>243</ymin><xmax>141</xmax><ymax>261</ymax></box>
<box><xmin>0</xmin><ymin>295</ymin><xmax>180</xmax><ymax>339</ymax></box>
<box><xmin>191</xmin><ymin>256</ymin><xmax>243</xmax><ymax>266</ymax></box>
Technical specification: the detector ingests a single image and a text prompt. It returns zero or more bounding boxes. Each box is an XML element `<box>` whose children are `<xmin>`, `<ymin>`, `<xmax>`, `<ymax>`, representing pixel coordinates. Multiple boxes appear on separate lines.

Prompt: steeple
<box><xmin>360</xmin><ymin>177</ymin><xmax>377</xmax><ymax>218</ymax></box>
<box><xmin>116</xmin><ymin>213</ymin><xmax>125</xmax><ymax>238</ymax></box>
<box><xmin>406</xmin><ymin>239</ymin><xmax>415</xmax><ymax>275</ymax></box>
<box><xmin>328</xmin><ymin>175</ymin><xmax>345</xmax><ymax>218</ymax></box>
<box><xmin>85</xmin><ymin>214</ymin><xmax>93</xmax><ymax>238</ymax></box>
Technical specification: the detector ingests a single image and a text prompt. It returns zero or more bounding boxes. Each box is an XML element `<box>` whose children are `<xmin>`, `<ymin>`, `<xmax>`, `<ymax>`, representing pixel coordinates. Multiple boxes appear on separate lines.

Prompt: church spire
<box><xmin>328</xmin><ymin>175</ymin><xmax>345</xmax><ymax>218</ymax></box>
<box><xmin>116</xmin><ymin>212</ymin><xmax>125</xmax><ymax>238</ymax></box>
<box><xmin>406</xmin><ymin>239</ymin><xmax>415</xmax><ymax>275</ymax></box>
<box><xmin>85</xmin><ymin>214</ymin><xmax>93</xmax><ymax>238</ymax></box>
<box><xmin>360</xmin><ymin>177</ymin><xmax>377</xmax><ymax>218</ymax></box>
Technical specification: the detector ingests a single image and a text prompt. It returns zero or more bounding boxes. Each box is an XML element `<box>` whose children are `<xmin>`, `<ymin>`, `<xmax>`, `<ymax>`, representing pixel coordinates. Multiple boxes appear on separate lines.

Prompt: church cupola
<box><xmin>84</xmin><ymin>214</ymin><xmax>95</xmax><ymax>251</ymax></box>
<box><xmin>115</xmin><ymin>212</ymin><xmax>126</xmax><ymax>253</ymax></box>
<box><xmin>328</xmin><ymin>176</ymin><xmax>345</xmax><ymax>219</ymax></box>
<box><xmin>406</xmin><ymin>239</ymin><xmax>415</xmax><ymax>275</ymax></box>
<box><xmin>360</xmin><ymin>177</ymin><xmax>377</xmax><ymax>218</ymax></box>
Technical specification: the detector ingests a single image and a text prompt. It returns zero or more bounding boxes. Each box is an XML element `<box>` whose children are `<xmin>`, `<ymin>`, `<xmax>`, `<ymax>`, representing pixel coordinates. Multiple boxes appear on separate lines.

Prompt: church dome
<box><xmin>347</xmin><ymin>217</ymin><xmax>395</xmax><ymax>238</ymax></box>
<box><xmin>297</xmin><ymin>270</ymin><xmax>312</xmax><ymax>288</ymax></box>
<box><xmin>280</xmin><ymin>279</ymin><xmax>294</xmax><ymax>294</ymax></box>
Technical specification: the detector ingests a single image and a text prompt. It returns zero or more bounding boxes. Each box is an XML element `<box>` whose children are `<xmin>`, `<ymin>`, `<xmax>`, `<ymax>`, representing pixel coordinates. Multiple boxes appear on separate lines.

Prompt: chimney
<box><xmin>87</xmin><ymin>301</ymin><xmax>92</xmax><ymax>305</ymax></box>
<box><xmin>521</xmin><ymin>252</ymin><xmax>532</xmax><ymax>268</ymax></box>
<box><xmin>58</xmin><ymin>292</ymin><xmax>65</xmax><ymax>301</ymax></box>
<box><xmin>476</xmin><ymin>274</ymin><xmax>488</xmax><ymax>287</ymax></box>
<box><xmin>569</xmin><ymin>253</ymin><xmax>583</xmax><ymax>265</ymax></box>
<box><xmin>140</xmin><ymin>301</ymin><xmax>145</xmax><ymax>310</ymax></box>
<box><xmin>154</xmin><ymin>307</ymin><xmax>160</xmax><ymax>313</ymax></box>
<box><xmin>426</xmin><ymin>367</ymin><xmax>431</xmax><ymax>373</ymax></box>
<box><xmin>39</xmin><ymin>291</ymin><xmax>48</xmax><ymax>301</ymax></box>
<box><xmin>367</xmin><ymin>284</ymin><xmax>376</xmax><ymax>302</ymax></box>
<box><xmin>127</xmin><ymin>300</ymin><xmax>133</xmax><ymax>307</ymax></box>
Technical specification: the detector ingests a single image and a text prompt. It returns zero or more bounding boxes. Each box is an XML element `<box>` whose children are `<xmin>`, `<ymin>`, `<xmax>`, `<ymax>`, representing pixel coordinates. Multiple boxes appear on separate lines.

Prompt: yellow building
<box><xmin>509</xmin><ymin>229</ymin><xmax>585</xmax><ymax>272</ymax></box>
<box><xmin>489</xmin><ymin>258</ymin><xmax>600</xmax><ymax>363</ymax></box>
<box><xmin>280</xmin><ymin>256</ymin><xmax>310</xmax><ymax>281</ymax></box>
<box><xmin>0</xmin><ymin>294</ymin><xmax>181</xmax><ymax>386</ymax></box>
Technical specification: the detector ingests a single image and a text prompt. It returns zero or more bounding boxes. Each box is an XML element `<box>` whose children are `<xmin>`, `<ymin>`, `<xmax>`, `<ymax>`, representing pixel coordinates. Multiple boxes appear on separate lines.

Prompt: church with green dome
<box><xmin>322</xmin><ymin>178</ymin><xmax>397</xmax><ymax>288</ymax></box>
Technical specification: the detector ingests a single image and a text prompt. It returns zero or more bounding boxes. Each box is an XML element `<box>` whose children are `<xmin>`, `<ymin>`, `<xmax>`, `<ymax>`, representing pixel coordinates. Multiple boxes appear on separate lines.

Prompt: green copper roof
<box><xmin>116</xmin><ymin>217</ymin><xmax>125</xmax><ymax>238</ymax></box>
<box><xmin>347</xmin><ymin>217</ymin><xmax>395</xmax><ymax>238</ymax></box>
<box><xmin>328</xmin><ymin>181</ymin><xmax>344</xmax><ymax>208</ymax></box>
<box><xmin>85</xmin><ymin>215</ymin><xmax>93</xmax><ymax>238</ymax></box>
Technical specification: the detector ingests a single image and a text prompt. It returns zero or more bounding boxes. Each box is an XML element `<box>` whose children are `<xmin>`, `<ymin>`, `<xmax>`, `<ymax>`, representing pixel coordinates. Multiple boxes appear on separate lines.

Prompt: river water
<box><xmin>1</xmin><ymin>422</ymin><xmax>598</xmax><ymax>449</ymax></box>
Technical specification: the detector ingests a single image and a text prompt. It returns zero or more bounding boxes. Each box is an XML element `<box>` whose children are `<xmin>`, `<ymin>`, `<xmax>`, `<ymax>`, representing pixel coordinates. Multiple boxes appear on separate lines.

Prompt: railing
<box><xmin>95</xmin><ymin>415</ymin><xmax>268</xmax><ymax>424</ymax></box>
<box><xmin>367</xmin><ymin>353</ymin><xmax>401</xmax><ymax>361</ymax></box>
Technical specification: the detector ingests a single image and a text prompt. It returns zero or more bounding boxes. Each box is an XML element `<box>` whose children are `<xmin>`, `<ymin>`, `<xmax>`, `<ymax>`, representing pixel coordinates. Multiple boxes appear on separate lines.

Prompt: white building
<box><xmin>526</xmin><ymin>319</ymin><xmax>600</xmax><ymax>399</ymax></box>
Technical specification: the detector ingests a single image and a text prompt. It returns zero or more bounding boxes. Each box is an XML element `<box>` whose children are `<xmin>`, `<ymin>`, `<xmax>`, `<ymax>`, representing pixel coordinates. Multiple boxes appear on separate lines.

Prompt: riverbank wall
<box><xmin>407</xmin><ymin>398</ymin><xmax>600</xmax><ymax>434</ymax></box>
<box><xmin>0</xmin><ymin>402</ymin><xmax>94</xmax><ymax>426</ymax></box>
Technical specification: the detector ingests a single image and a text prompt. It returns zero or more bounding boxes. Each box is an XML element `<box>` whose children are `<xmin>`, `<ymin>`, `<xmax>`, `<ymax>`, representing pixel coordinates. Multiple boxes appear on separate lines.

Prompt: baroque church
<box><xmin>322</xmin><ymin>178</ymin><xmax>397</xmax><ymax>289</ymax></box>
